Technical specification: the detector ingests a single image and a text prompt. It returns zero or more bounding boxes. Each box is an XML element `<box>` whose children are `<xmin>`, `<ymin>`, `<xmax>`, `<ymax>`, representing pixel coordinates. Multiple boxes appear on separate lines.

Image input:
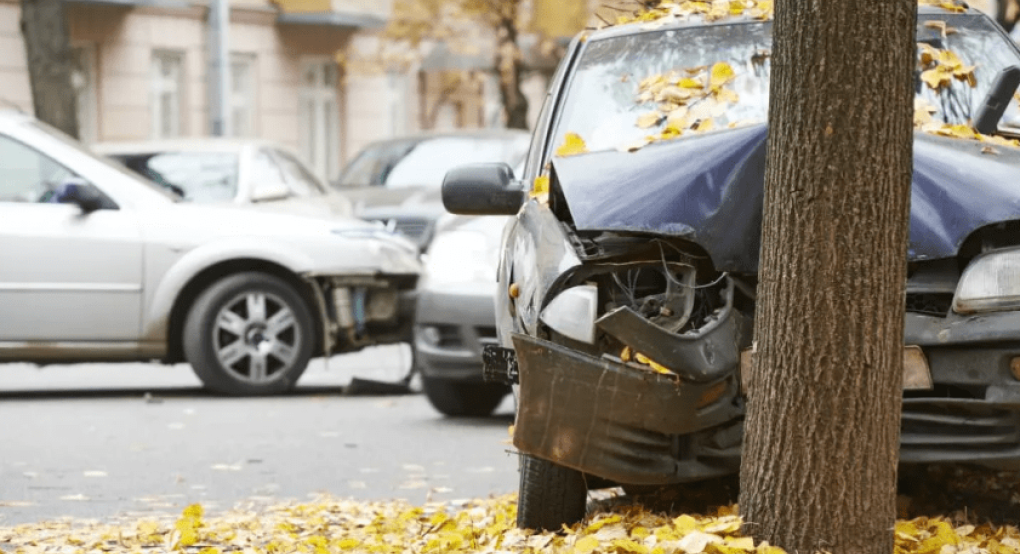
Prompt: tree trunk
<box><xmin>738</xmin><ymin>2</ymin><xmax>915</xmax><ymax>554</ymax></box>
<box><xmin>20</xmin><ymin>0</ymin><xmax>78</xmax><ymax>138</ymax></box>
<box><xmin>495</xmin><ymin>14</ymin><xmax>528</xmax><ymax>130</ymax></box>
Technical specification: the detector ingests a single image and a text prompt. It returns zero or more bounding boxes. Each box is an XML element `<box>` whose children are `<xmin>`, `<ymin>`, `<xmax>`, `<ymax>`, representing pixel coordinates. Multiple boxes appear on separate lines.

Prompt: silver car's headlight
<box><xmin>539</xmin><ymin>285</ymin><xmax>598</xmax><ymax>344</ymax></box>
<box><xmin>954</xmin><ymin>248</ymin><xmax>1020</xmax><ymax>313</ymax></box>
<box><xmin>424</xmin><ymin>230</ymin><xmax>490</xmax><ymax>285</ymax></box>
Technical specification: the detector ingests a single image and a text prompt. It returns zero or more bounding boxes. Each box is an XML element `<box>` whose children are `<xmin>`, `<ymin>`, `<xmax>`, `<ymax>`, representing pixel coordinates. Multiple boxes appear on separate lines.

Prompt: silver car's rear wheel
<box><xmin>184</xmin><ymin>272</ymin><xmax>314</xmax><ymax>396</ymax></box>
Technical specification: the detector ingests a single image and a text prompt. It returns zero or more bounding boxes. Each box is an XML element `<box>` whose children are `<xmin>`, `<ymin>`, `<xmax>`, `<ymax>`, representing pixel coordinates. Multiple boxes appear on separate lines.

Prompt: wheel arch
<box><xmin>164</xmin><ymin>259</ymin><xmax>323</xmax><ymax>364</ymax></box>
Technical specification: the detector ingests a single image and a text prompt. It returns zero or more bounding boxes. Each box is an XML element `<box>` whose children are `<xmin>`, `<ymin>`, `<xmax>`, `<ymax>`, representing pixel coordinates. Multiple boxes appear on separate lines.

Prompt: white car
<box><xmin>414</xmin><ymin>215</ymin><xmax>511</xmax><ymax>416</ymax></box>
<box><xmin>0</xmin><ymin>111</ymin><xmax>421</xmax><ymax>395</ymax></box>
<box><xmin>93</xmin><ymin>139</ymin><xmax>353</xmax><ymax>220</ymax></box>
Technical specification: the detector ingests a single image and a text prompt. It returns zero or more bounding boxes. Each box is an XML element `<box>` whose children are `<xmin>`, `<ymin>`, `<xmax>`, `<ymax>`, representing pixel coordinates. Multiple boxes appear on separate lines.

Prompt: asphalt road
<box><xmin>0</xmin><ymin>345</ymin><xmax>518</xmax><ymax>527</ymax></box>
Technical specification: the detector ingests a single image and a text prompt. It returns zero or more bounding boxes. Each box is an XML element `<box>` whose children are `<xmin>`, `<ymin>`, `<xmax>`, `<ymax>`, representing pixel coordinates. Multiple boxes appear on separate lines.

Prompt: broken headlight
<box><xmin>539</xmin><ymin>285</ymin><xmax>598</xmax><ymax>344</ymax></box>
<box><xmin>954</xmin><ymin>248</ymin><xmax>1020</xmax><ymax>313</ymax></box>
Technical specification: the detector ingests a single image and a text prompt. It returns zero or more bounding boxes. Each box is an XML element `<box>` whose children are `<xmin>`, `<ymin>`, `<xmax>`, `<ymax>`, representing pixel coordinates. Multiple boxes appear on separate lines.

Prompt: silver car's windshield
<box><xmin>384</xmin><ymin>137</ymin><xmax>529</xmax><ymax>189</ymax></box>
<box><xmin>29</xmin><ymin>121</ymin><xmax>179</xmax><ymax>202</ymax></box>
<box><xmin>113</xmin><ymin>151</ymin><xmax>239</xmax><ymax>202</ymax></box>
<box><xmin>553</xmin><ymin>14</ymin><xmax>1020</xmax><ymax>154</ymax></box>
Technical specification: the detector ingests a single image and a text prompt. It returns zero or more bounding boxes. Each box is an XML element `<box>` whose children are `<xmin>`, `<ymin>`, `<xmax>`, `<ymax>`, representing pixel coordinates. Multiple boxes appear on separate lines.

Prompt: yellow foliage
<box><xmin>710</xmin><ymin>62</ymin><xmax>736</xmax><ymax>89</ymax></box>
<box><xmin>575</xmin><ymin>535</ymin><xmax>601</xmax><ymax>553</ymax></box>
<box><xmin>531</xmin><ymin>174</ymin><xmax>550</xmax><ymax>200</ymax></box>
<box><xmin>7</xmin><ymin>494</ymin><xmax>1020</xmax><ymax>554</ymax></box>
<box><xmin>556</xmin><ymin>133</ymin><xmax>589</xmax><ymax>157</ymax></box>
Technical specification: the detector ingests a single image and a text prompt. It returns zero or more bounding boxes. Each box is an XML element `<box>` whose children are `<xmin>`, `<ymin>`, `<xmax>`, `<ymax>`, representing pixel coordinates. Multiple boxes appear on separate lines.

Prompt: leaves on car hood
<box><xmin>608</xmin><ymin>0</ymin><xmax>969</xmax><ymax>29</ymax></box>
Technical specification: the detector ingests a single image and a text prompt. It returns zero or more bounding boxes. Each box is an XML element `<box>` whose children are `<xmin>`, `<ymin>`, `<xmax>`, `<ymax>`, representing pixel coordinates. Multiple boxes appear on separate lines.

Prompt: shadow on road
<box><xmin>0</xmin><ymin>382</ymin><xmax>419</xmax><ymax>401</ymax></box>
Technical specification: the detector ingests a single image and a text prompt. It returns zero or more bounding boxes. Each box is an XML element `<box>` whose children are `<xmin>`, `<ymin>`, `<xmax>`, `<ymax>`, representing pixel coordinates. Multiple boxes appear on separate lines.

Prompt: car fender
<box><xmin>496</xmin><ymin>201</ymin><xmax>581</xmax><ymax>346</ymax></box>
<box><xmin>141</xmin><ymin>237</ymin><xmax>315</xmax><ymax>342</ymax></box>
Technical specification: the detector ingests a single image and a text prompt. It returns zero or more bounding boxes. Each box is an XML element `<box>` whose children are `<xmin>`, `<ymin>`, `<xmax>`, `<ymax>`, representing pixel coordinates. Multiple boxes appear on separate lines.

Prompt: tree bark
<box><xmin>20</xmin><ymin>0</ymin><xmax>78</xmax><ymax>138</ymax></box>
<box><xmin>495</xmin><ymin>14</ymin><xmax>528</xmax><ymax>130</ymax></box>
<box><xmin>738</xmin><ymin>2</ymin><xmax>915</xmax><ymax>554</ymax></box>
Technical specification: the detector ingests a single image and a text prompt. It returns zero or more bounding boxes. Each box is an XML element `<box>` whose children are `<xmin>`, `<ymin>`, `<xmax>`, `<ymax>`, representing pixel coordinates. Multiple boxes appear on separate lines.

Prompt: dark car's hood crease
<box><xmin>553</xmin><ymin>125</ymin><xmax>1020</xmax><ymax>273</ymax></box>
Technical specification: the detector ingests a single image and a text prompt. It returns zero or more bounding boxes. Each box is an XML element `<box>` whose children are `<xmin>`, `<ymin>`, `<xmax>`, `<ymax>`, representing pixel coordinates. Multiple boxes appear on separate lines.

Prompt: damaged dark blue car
<box><xmin>443</xmin><ymin>4</ymin><xmax>1020</xmax><ymax>531</ymax></box>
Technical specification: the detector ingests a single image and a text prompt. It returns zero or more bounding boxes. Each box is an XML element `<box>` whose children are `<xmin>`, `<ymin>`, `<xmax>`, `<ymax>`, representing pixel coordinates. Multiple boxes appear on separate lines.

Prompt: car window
<box><xmin>251</xmin><ymin>149</ymin><xmax>290</xmax><ymax>198</ymax></box>
<box><xmin>0</xmin><ymin>134</ymin><xmax>76</xmax><ymax>202</ymax></box>
<box><xmin>335</xmin><ymin>140</ymin><xmax>417</xmax><ymax>186</ymax></box>
<box><xmin>551</xmin><ymin>14</ymin><xmax>1020</xmax><ymax>157</ymax></box>
<box><xmin>272</xmin><ymin>149</ymin><xmax>326</xmax><ymax>196</ymax></box>
<box><xmin>115</xmin><ymin>151</ymin><xmax>238</xmax><ymax>202</ymax></box>
<box><xmin>384</xmin><ymin>137</ymin><xmax>530</xmax><ymax>189</ymax></box>
<box><xmin>552</xmin><ymin>23</ymin><xmax>772</xmax><ymax>155</ymax></box>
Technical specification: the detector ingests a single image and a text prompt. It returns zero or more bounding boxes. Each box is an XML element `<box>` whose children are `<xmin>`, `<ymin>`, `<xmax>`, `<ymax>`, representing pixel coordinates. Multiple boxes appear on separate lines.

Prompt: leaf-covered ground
<box><xmin>2</xmin><ymin>465</ymin><xmax>1018</xmax><ymax>554</ymax></box>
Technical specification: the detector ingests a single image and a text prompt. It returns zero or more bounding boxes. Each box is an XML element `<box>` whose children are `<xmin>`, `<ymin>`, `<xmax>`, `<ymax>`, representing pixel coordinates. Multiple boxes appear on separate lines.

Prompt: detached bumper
<box><xmin>511</xmin><ymin>333</ymin><xmax>743</xmax><ymax>485</ymax></box>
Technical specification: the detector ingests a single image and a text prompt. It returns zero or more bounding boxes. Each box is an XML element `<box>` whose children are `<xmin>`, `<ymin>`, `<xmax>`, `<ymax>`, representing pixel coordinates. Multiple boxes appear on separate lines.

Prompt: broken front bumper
<box><xmin>510</xmin><ymin>310</ymin><xmax>1020</xmax><ymax>486</ymax></box>
<box><xmin>511</xmin><ymin>333</ymin><xmax>744</xmax><ymax>485</ymax></box>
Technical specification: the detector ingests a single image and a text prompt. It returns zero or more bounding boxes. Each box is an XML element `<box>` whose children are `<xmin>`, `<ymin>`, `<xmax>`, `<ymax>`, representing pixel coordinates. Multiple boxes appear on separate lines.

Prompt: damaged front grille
<box><xmin>901</xmin><ymin>399</ymin><xmax>1020</xmax><ymax>452</ymax></box>
<box><xmin>906</xmin><ymin>293</ymin><xmax>954</xmax><ymax>317</ymax></box>
<box><xmin>548</xmin><ymin>241</ymin><xmax>747</xmax><ymax>382</ymax></box>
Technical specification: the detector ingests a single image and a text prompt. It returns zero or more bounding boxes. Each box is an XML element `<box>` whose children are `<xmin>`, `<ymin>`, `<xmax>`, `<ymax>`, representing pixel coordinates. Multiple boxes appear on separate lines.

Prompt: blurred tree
<box><xmin>738</xmin><ymin>1</ymin><xmax>915</xmax><ymax>554</ymax></box>
<box><xmin>20</xmin><ymin>0</ymin><xmax>78</xmax><ymax>138</ymax></box>
<box><xmin>387</xmin><ymin>0</ymin><xmax>530</xmax><ymax>129</ymax></box>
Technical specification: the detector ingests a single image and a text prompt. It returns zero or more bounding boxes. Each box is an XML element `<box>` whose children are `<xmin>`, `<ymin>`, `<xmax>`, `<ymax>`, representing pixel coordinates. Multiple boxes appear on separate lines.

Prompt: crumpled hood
<box><xmin>554</xmin><ymin>125</ymin><xmax>1020</xmax><ymax>273</ymax></box>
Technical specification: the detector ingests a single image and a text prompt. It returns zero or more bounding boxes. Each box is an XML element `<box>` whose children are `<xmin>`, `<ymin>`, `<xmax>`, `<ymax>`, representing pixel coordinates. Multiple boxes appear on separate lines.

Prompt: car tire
<box><xmin>517</xmin><ymin>454</ymin><xmax>588</xmax><ymax>531</ymax></box>
<box><xmin>421</xmin><ymin>376</ymin><xmax>506</xmax><ymax>416</ymax></box>
<box><xmin>183</xmin><ymin>272</ymin><xmax>315</xmax><ymax>396</ymax></box>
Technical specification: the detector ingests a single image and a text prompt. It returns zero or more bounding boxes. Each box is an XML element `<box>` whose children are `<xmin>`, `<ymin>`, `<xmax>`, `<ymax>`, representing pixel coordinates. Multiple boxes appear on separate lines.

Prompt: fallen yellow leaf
<box><xmin>556</xmin><ymin>133</ymin><xmax>588</xmax><ymax>157</ymax></box>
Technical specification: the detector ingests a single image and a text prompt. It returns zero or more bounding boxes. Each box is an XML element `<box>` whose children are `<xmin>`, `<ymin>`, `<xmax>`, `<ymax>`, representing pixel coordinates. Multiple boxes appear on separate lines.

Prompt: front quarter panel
<box><xmin>142</xmin><ymin>238</ymin><xmax>316</xmax><ymax>341</ymax></box>
<box><xmin>496</xmin><ymin>200</ymin><xmax>581</xmax><ymax>347</ymax></box>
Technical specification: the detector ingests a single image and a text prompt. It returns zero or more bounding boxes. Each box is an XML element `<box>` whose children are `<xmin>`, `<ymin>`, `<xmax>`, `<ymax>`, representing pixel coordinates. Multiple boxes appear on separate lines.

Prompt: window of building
<box><xmin>72</xmin><ymin>44</ymin><xmax>98</xmax><ymax>144</ymax></box>
<box><xmin>298</xmin><ymin>59</ymin><xmax>341</xmax><ymax>181</ymax></box>
<box><xmin>230</xmin><ymin>53</ymin><xmax>257</xmax><ymax>137</ymax></box>
<box><xmin>151</xmin><ymin>50</ymin><xmax>185</xmax><ymax>139</ymax></box>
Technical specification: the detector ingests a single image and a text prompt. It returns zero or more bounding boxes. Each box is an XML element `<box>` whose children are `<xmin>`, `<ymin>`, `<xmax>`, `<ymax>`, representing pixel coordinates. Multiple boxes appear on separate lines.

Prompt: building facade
<box><xmin>0</xmin><ymin>0</ymin><xmax>416</xmax><ymax>180</ymax></box>
<box><xmin>0</xmin><ymin>0</ymin><xmax>642</xmax><ymax>181</ymax></box>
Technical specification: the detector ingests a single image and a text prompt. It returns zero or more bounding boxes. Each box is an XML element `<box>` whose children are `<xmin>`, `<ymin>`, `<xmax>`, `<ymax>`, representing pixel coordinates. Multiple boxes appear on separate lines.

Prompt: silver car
<box><xmin>335</xmin><ymin>130</ymin><xmax>530</xmax><ymax>250</ymax></box>
<box><xmin>414</xmin><ymin>215</ymin><xmax>511</xmax><ymax>416</ymax></box>
<box><xmin>0</xmin><ymin>110</ymin><xmax>421</xmax><ymax>396</ymax></box>
<box><xmin>93</xmin><ymin>139</ymin><xmax>354</xmax><ymax>220</ymax></box>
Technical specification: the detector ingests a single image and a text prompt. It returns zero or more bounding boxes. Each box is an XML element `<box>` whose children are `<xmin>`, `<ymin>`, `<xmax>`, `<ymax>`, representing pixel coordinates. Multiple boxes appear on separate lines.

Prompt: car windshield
<box><xmin>554</xmin><ymin>14</ymin><xmax>1020</xmax><ymax>154</ymax></box>
<box><xmin>383</xmin><ymin>137</ymin><xmax>529</xmax><ymax>189</ymax></box>
<box><xmin>335</xmin><ymin>140</ymin><xmax>417</xmax><ymax>186</ymax></box>
<box><xmin>114</xmin><ymin>151</ymin><xmax>239</xmax><ymax>202</ymax></box>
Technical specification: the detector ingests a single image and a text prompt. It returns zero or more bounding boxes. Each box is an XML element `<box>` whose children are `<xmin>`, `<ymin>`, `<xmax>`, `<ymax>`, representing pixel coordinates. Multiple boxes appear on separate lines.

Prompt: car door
<box><xmin>0</xmin><ymin>133</ymin><xmax>144</xmax><ymax>341</ymax></box>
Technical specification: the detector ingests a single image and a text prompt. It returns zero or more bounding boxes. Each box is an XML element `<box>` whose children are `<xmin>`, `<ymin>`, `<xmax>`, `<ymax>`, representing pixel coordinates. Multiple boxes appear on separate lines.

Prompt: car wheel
<box><xmin>183</xmin><ymin>272</ymin><xmax>314</xmax><ymax>396</ymax></box>
<box><xmin>421</xmin><ymin>377</ymin><xmax>507</xmax><ymax>416</ymax></box>
<box><xmin>517</xmin><ymin>454</ymin><xmax>588</xmax><ymax>531</ymax></box>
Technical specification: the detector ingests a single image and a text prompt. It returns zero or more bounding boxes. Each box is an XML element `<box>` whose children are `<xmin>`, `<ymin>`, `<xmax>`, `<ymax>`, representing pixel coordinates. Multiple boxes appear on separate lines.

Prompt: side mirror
<box><xmin>974</xmin><ymin>65</ymin><xmax>1020</xmax><ymax>135</ymax></box>
<box><xmin>251</xmin><ymin>182</ymin><xmax>290</xmax><ymax>202</ymax></box>
<box><xmin>53</xmin><ymin>178</ymin><xmax>103</xmax><ymax>213</ymax></box>
<box><xmin>442</xmin><ymin>163</ymin><xmax>524</xmax><ymax>216</ymax></box>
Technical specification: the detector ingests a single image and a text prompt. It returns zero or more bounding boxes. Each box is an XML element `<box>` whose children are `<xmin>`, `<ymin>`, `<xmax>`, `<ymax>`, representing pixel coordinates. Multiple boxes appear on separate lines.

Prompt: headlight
<box><xmin>539</xmin><ymin>285</ymin><xmax>598</xmax><ymax>344</ymax></box>
<box><xmin>954</xmin><ymin>248</ymin><xmax>1020</xmax><ymax>313</ymax></box>
<box><xmin>424</xmin><ymin>230</ymin><xmax>492</xmax><ymax>285</ymax></box>
<box><xmin>332</xmin><ymin>228</ymin><xmax>418</xmax><ymax>256</ymax></box>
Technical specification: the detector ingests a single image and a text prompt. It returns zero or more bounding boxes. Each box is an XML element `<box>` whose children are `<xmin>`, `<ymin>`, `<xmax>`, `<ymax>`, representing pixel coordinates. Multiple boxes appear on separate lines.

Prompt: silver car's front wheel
<box><xmin>184</xmin><ymin>273</ymin><xmax>314</xmax><ymax>396</ymax></box>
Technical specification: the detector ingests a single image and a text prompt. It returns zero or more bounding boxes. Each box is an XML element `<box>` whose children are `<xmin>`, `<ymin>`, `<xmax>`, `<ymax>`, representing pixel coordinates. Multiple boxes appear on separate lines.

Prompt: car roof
<box><xmin>582</xmin><ymin>5</ymin><xmax>979</xmax><ymax>42</ymax></box>
<box><xmin>358</xmin><ymin>129</ymin><xmax>531</xmax><ymax>150</ymax></box>
<box><xmin>92</xmin><ymin>138</ymin><xmax>279</xmax><ymax>156</ymax></box>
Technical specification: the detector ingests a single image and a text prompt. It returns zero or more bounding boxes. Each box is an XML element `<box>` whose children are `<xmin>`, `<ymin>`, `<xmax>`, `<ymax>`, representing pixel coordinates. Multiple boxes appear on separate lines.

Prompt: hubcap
<box><xmin>213</xmin><ymin>291</ymin><xmax>299</xmax><ymax>383</ymax></box>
